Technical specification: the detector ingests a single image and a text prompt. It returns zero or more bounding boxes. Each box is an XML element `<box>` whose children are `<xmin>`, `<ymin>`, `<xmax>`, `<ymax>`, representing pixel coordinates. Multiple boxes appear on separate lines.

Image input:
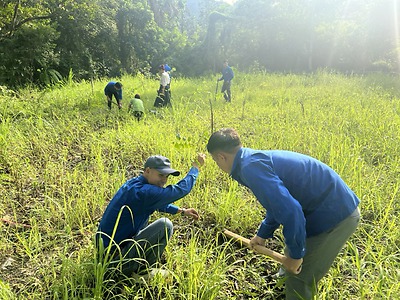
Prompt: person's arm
<box><xmin>228</xmin><ymin>68</ymin><xmax>234</xmax><ymax>80</ymax></box>
<box><xmin>158</xmin><ymin>204</ymin><xmax>200</xmax><ymax>220</ymax></box>
<box><xmin>241</xmin><ymin>162</ymin><xmax>306</xmax><ymax>260</ymax></box>
<box><xmin>177</xmin><ymin>154</ymin><xmax>204</xmax><ymax>220</ymax></box>
<box><xmin>116</xmin><ymin>90</ymin><xmax>122</xmax><ymax>108</ymax></box>
<box><xmin>104</xmin><ymin>83</ymin><xmax>110</xmax><ymax>95</ymax></box>
<box><xmin>158</xmin><ymin>203</ymin><xmax>179</xmax><ymax>214</ymax></box>
<box><xmin>257</xmin><ymin>211</ymin><xmax>280</xmax><ymax>239</ymax></box>
<box><xmin>142</xmin><ymin>153</ymin><xmax>206</xmax><ymax>212</ymax></box>
<box><xmin>144</xmin><ymin>168</ymin><xmax>198</xmax><ymax>209</ymax></box>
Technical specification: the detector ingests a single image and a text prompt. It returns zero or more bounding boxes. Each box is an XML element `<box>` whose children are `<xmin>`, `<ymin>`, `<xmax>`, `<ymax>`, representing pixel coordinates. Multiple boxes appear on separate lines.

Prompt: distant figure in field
<box><xmin>154</xmin><ymin>65</ymin><xmax>171</xmax><ymax>108</ymax></box>
<box><xmin>163</xmin><ymin>64</ymin><xmax>172</xmax><ymax>72</ymax></box>
<box><xmin>207</xmin><ymin>128</ymin><xmax>361</xmax><ymax>300</ymax></box>
<box><xmin>96</xmin><ymin>154</ymin><xmax>205</xmax><ymax>278</ymax></box>
<box><xmin>128</xmin><ymin>94</ymin><xmax>144</xmax><ymax>121</ymax></box>
<box><xmin>104</xmin><ymin>81</ymin><xmax>123</xmax><ymax>110</ymax></box>
<box><xmin>217</xmin><ymin>60</ymin><xmax>234</xmax><ymax>102</ymax></box>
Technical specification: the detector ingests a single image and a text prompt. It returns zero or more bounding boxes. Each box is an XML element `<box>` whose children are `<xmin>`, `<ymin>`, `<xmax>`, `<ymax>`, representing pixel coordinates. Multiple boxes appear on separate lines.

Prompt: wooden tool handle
<box><xmin>223</xmin><ymin>229</ymin><xmax>286</xmax><ymax>264</ymax></box>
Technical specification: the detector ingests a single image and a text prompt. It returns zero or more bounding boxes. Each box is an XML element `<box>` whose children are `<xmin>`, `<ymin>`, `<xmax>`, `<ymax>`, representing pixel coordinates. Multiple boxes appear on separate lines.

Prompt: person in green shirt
<box><xmin>128</xmin><ymin>94</ymin><xmax>145</xmax><ymax>121</ymax></box>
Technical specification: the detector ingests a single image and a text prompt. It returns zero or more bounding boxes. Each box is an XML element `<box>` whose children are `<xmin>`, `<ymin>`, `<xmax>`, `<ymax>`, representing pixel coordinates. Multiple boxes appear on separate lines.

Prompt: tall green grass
<box><xmin>0</xmin><ymin>71</ymin><xmax>399</xmax><ymax>299</ymax></box>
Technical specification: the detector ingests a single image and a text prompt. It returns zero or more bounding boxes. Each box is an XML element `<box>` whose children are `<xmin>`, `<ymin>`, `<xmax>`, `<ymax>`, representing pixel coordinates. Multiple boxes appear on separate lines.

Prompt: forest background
<box><xmin>1</xmin><ymin>0</ymin><xmax>399</xmax><ymax>88</ymax></box>
<box><xmin>1</xmin><ymin>0</ymin><xmax>400</xmax><ymax>299</ymax></box>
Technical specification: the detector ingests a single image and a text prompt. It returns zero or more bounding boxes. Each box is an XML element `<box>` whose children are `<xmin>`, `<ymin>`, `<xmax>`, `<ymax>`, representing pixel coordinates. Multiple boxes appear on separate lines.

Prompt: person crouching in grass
<box><xmin>96</xmin><ymin>154</ymin><xmax>205</xmax><ymax>279</ymax></box>
<box><xmin>128</xmin><ymin>94</ymin><xmax>144</xmax><ymax>121</ymax></box>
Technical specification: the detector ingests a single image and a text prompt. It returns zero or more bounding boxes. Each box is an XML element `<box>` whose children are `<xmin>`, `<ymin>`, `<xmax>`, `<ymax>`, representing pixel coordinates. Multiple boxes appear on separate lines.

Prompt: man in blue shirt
<box><xmin>104</xmin><ymin>81</ymin><xmax>123</xmax><ymax>110</ymax></box>
<box><xmin>97</xmin><ymin>153</ymin><xmax>205</xmax><ymax>277</ymax></box>
<box><xmin>218</xmin><ymin>60</ymin><xmax>234</xmax><ymax>102</ymax></box>
<box><xmin>206</xmin><ymin>128</ymin><xmax>360</xmax><ymax>300</ymax></box>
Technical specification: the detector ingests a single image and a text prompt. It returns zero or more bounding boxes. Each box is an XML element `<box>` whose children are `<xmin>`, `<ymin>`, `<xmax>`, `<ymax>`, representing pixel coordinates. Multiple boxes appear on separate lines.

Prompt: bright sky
<box><xmin>221</xmin><ymin>0</ymin><xmax>237</xmax><ymax>4</ymax></box>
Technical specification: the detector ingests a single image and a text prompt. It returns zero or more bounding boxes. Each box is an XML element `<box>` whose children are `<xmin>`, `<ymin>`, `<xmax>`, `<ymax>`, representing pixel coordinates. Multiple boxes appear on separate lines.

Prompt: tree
<box><xmin>115</xmin><ymin>1</ymin><xmax>166</xmax><ymax>74</ymax></box>
<box><xmin>0</xmin><ymin>0</ymin><xmax>53</xmax><ymax>40</ymax></box>
<box><xmin>53</xmin><ymin>0</ymin><xmax>120</xmax><ymax>78</ymax></box>
<box><xmin>0</xmin><ymin>1</ymin><xmax>59</xmax><ymax>87</ymax></box>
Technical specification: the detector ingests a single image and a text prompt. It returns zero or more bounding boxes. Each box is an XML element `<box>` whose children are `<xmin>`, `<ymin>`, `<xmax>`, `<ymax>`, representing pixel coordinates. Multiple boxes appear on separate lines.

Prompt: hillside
<box><xmin>0</xmin><ymin>72</ymin><xmax>399</xmax><ymax>299</ymax></box>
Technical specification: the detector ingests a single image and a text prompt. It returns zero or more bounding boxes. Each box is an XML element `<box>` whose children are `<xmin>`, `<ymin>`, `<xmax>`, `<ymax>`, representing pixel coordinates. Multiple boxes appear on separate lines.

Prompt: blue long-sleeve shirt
<box><xmin>220</xmin><ymin>66</ymin><xmax>234</xmax><ymax>82</ymax></box>
<box><xmin>97</xmin><ymin>167</ymin><xmax>199</xmax><ymax>249</ymax></box>
<box><xmin>104</xmin><ymin>81</ymin><xmax>122</xmax><ymax>99</ymax></box>
<box><xmin>230</xmin><ymin>148</ymin><xmax>360</xmax><ymax>259</ymax></box>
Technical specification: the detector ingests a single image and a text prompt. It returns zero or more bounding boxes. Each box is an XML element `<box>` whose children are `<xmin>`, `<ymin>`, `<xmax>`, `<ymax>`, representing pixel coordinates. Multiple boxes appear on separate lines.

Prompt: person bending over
<box><xmin>104</xmin><ymin>81</ymin><xmax>123</xmax><ymax>110</ymax></box>
<box><xmin>207</xmin><ymin>128</ymin><xmax>360</xmax><ymax>300</ymax></box>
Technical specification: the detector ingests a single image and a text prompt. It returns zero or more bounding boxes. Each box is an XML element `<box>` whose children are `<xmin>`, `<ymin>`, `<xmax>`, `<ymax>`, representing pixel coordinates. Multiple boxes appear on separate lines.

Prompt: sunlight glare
<box><xmin>394</xmin><ymin>0</ymin><xmax>400</xmax><ymax>72</ymax></box>
<box><xmin>221</xmin><ymin>0</ymin><xmax>237</xmax><ymax>5</ymax></box>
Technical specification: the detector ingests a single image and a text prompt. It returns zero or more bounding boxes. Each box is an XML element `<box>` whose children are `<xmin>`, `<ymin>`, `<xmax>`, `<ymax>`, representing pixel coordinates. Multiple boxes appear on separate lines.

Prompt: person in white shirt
<box><xmin>154</xmin><ymin>65</ymin><xmax>171</xmax><ymax>107</ymax></box>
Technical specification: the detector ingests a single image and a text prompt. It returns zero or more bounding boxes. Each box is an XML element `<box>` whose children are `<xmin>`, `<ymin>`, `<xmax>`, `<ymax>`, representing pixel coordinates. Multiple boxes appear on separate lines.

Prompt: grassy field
<box><xmin>0</xmin><ymin>71</ymin><xmax>399</xmax><ymax>299</ymax></box>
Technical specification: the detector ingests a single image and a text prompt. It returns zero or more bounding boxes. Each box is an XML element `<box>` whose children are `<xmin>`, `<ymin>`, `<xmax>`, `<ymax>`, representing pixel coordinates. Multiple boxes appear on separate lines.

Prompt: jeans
<box><xmin>108</xmin><ymin>217</ymin><xmax>173</xmax><ymax>277</ymax></box>
<box><xmin>285</xmin><ymin>207</ymin><xmax>361</xmax><ymax>299</ymax></box>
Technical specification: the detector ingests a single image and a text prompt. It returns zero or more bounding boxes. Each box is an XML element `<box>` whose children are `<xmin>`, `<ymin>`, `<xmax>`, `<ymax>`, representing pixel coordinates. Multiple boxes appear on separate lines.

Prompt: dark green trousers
<box><xmin>285</xmin><ymin>207</ymin><xmax>360</xmax><ymax>300</ymax></box>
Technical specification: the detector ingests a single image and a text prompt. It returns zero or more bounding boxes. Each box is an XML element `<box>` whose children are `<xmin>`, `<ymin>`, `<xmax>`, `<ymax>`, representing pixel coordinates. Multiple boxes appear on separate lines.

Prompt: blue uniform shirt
<box><xmin>220</xmin><ymin>66</ymin><xmax>234</xmax><ymax>81</ymax></box>
<box><xmin>230</xmin><ymin>148</ymin><xmax>359</xmax><ymax>259</ymax></box>
<box><xmin>97</xmin><ymin>167</ymin><xmax>199</xmax><ymax>249</ymax></box>
<box><xmin>104</xmin><ymin>81</ymin><xmax>122</xmax><ymax>99</ymax></box>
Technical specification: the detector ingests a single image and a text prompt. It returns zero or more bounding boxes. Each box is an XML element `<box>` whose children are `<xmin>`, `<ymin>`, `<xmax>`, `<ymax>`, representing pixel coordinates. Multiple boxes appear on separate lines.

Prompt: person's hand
<box><xmin>182</xmin><ymin>208</ymin><xmax>200</xmax><ymax>220</ymax></box>
<box><xmin>192</xmin><ymin>153</ymin><xmax>206</xmax><ymax>169</ymax></box>
<box><xmin>250</xmin><ymin>235</ymin><xmax>303</xmax><ymax>274</ymax></box>
<box><xmin>249</xmin><ymin>235</ymin><xmax>266</xmax><ymax>249</ymax></box>
<box><xmin>283</xmin><ymin>257</ymin><xmax>303</xmax><ymax>275</ymax></box>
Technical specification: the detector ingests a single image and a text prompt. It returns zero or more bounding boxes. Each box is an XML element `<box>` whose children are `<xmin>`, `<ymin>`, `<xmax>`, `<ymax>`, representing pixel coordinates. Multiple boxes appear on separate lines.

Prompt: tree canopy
<box><xmin>0</xmin><ymin>0</ymin><xmax>399</xmax><ymax>87</ymax></box>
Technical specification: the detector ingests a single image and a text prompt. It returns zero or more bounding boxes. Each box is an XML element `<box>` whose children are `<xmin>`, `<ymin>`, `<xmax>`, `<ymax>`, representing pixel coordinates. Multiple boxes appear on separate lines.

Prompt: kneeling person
<box><xmin>128</xmin><ymin>94</ymin><xmax>144</xmax><ymax>121</ymax></box>
<box><xmin>97</xmin><ymin>154</ymin><xmax>205</xmax><ymax>277</ymax></box>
